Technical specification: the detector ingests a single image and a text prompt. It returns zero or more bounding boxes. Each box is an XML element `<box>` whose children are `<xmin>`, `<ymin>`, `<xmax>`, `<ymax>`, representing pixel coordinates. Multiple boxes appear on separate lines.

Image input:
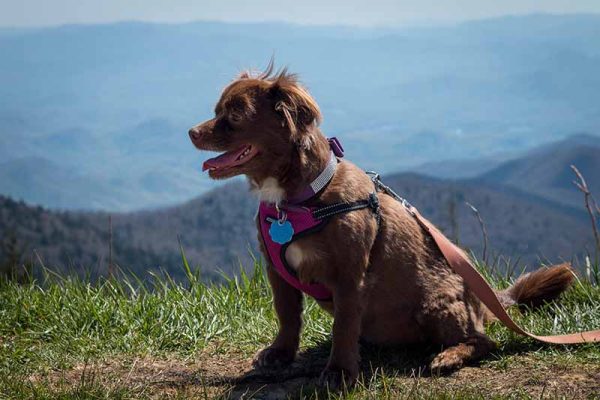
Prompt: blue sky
<box><xmin>1</xmin><ymin>0</ymin><xmax>600</xmax><ymax>27</ymax></box>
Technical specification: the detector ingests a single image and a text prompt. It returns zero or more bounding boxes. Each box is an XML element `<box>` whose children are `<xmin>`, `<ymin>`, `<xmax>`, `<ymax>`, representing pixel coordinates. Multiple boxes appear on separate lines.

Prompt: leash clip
<box><xmin>366</xmin><ymin>170</ymin><xmax>415</xmax><ymax>215</ymax></box>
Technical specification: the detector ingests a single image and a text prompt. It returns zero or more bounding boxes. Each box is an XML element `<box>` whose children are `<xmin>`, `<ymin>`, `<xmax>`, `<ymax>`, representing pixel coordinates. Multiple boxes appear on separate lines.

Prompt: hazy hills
<box><xmin>414</xmin><ymin>134</ymin><xmax>600</xmax><ymax>210</ymax></box>
<box><xmin>1</xmin><ymin>14</ymin><xmax>600</xmax><ymax>210</ymax></box>
<box><xmin>480</xmin><ymin>134</ymin><xmax>600</xmax><ymax>209</ymax></box>
<box><xmin>1</xmin><ymin>135</ymin><xmax>598</xmax><ymax>279</ymax></box>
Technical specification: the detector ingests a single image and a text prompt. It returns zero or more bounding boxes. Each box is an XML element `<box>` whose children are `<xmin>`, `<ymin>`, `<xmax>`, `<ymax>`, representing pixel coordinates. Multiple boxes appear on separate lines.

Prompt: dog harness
<box><xmin>257</xmin><ymin>138</ymin><xmax>380</xmax><ymax>301</ymax></box>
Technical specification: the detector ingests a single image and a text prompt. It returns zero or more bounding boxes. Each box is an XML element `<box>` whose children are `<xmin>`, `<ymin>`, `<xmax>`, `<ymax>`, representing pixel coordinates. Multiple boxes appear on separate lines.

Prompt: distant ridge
<box><xmin>479</xmin><ymin>133</ymin><xmax>600</xmax><ymax>209</ymax></box>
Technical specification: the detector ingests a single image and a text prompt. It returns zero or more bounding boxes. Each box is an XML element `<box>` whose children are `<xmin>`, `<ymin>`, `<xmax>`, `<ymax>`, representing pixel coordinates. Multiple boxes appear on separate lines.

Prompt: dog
<box><xmin>188</xmin><ymin>65</ymin><xmax>574</xmax><ymax>388</ymax></box>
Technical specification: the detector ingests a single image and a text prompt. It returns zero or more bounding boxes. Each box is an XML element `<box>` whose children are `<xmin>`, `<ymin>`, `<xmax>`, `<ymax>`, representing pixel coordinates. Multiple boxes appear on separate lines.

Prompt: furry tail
<box><xmin>498</xmin><ymin>263</ymin><xmax>575</xmax><ymax>309</ymax></box>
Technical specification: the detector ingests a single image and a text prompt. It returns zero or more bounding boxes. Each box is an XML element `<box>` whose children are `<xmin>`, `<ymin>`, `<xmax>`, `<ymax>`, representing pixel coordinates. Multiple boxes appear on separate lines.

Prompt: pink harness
<box><xmin>257</xmin><ymin>138</ymin><xmax>380</xmax><ymax>301</ymax></box>
<box><xmin>258</xmin><ymin>202</ymin><xmax>332</xmax><ymax>300</ymax></box>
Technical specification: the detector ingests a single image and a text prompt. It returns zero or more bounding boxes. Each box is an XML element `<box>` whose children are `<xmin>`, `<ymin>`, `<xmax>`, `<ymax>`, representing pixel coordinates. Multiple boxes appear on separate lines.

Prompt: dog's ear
<box><xmin>270</xmin><ymin>73</ymin><xmax>322</xmax><ymax>144</ymax></box>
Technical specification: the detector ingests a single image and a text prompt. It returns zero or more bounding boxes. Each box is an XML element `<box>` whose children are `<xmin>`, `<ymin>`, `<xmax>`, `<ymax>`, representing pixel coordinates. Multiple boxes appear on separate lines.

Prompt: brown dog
<box><xmin>188</xmin><ymin>66</ymin><xmax>574</xmax><ymax>387</ymax></box>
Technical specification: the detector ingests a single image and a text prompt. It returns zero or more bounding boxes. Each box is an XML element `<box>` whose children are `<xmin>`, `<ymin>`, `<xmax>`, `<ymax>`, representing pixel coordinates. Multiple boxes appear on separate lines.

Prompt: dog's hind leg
<box><xmin>429</xmin><ymin>332</ymin><xmax>496</xmax><ymax>373</ymax></box>
<box><xmin>253</xmin><ymin>265</ymin><xmax>303</xmax><ymax>369</ymax></box>
<box><xmin>420</xmin><ymin>276</ymin><xmax>496</xmax><ymax>373</ymax></box>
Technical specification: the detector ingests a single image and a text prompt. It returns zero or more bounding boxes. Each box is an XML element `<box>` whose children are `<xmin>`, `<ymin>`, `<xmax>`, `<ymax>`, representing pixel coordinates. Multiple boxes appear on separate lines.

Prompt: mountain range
<box><xmin>2</xmin><ymin>134</ymin><xmax>598</xmax><ymax>279</ymax></box>
<box><xmin>1</xmin><ymin>14</ymin><xmax>600</xmax><ymax>210</ymax></box>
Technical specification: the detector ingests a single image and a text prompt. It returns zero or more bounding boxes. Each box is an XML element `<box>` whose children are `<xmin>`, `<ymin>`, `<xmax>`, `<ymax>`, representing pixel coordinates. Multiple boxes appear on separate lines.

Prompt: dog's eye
<box><xmin>228</xmin><ymin>112</ymin><xmax>243</xmax><ymax>125</ymax></box>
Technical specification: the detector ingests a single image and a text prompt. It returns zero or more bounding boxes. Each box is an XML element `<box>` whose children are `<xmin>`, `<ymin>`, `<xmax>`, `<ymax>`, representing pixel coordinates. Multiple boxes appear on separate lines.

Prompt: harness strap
<box><xmin>312</xmin><ymin>192</ymin><xmax>380</xmax><ymax>223</ymax></box>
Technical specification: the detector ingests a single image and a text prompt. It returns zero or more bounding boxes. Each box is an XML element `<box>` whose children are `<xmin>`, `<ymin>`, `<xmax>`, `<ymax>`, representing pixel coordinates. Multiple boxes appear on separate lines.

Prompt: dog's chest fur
<box><xmin>285</xmin><ymin>243</ymin><xmax>304</xmax><ymax>270</ymax></box>
<box><xmin>284</xmin><ymin>240</ymin><xmax>325</xmax><ymax>284</ymax></box>
<box><xmin>251</xmin><ymin>177</ymin><xmax>285</xmax><ymax>204</ymax></box>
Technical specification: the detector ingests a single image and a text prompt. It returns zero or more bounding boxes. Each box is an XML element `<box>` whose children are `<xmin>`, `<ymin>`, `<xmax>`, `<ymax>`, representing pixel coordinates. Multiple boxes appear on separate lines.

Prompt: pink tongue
<box><xmin>202</xmin><ymin>146</ymin><xmax>246</xmax><ymax>171</ymax></box>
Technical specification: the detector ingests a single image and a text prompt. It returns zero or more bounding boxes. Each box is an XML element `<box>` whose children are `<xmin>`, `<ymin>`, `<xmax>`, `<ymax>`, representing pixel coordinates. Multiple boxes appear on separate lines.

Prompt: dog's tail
<box><xmin>497</xmin><ymin>262</ymin><xmax>575</xmax><ymax>310</ymax></box>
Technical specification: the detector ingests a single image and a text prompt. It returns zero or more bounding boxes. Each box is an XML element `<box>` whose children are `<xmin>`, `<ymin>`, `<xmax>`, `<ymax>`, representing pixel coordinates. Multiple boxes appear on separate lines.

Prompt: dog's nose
<box><xmin>188</xmin><ymin>128</ymin><xmax>199</xmax><ymax>141</ymax></box>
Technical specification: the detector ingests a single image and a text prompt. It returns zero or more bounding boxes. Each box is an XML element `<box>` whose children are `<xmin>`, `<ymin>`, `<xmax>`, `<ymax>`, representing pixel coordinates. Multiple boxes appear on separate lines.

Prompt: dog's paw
<box><xmin>318</xmin><ymin>364</ymin><xmax>358</xmax><ymax>390</ymax></box>
<box><xmin>429</xmin><ymin>351</ymin><xmax>463</xmax><ymax>374</ymax></box>
<box><xmin>252</xmin><ymin>346</ymin><xmax>296</xmax><ymax>369</ymax></box>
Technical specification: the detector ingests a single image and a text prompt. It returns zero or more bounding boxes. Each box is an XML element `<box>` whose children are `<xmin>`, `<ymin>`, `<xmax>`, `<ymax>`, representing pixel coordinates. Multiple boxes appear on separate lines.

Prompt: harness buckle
<box><xmin>368</xmin><ymin>192</ymin><xmax>380</xmax><ymax>212</ymax></box>
<box><xmin>368</xmin><ymin>191</ymin><xmax>382</xmax><ymax>226</ymax></box>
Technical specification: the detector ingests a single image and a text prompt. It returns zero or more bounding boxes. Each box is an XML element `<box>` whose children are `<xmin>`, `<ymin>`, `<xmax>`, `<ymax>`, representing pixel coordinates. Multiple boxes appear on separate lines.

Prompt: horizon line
<box><xmin>1</xmin><ymin>11</ymin><xmax>599</xmax><ymax>31</ymax></box>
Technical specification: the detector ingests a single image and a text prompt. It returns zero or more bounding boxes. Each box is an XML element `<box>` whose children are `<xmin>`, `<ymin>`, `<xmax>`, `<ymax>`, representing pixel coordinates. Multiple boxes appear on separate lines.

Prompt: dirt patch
<box><xmin>444</xmin><ymin>362</ymin><xmax>600</xmax><ymax>399</ymax></box>
<box><xmin>29</xmin><ymin>346</ymin><xmax>600</xmax><ymax>399</ymax></box>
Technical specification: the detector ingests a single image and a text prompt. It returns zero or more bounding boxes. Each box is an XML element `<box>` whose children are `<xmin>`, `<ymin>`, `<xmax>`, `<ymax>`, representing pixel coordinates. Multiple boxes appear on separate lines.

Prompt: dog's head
<box><xmin>188</xmin><ymin>65</ymin><xmax>323</xmax><ymax>185</ymax></box>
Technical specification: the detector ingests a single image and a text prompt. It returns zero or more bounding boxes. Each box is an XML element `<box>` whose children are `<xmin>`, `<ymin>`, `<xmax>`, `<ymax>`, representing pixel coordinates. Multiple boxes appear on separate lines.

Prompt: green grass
<box><xmin>1</xmin><ymin>259</ymin><xmax>599</xmax><ymax>399</ymax></box>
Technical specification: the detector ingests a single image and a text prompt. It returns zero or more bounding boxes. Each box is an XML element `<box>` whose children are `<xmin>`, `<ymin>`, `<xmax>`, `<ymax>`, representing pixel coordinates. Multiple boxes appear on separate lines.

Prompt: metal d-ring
<box><xmin>275</xmin><ymin>202</ymin><xmax>288</xmax><ymax>224</ymax></box>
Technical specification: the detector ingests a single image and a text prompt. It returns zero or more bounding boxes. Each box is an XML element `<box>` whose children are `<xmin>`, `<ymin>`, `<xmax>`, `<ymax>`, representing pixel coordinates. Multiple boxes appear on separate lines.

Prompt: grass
<box><xmin>0</xmin><ymin>258</ymin><xmax>599</xmax><ymax>399</ymax></box>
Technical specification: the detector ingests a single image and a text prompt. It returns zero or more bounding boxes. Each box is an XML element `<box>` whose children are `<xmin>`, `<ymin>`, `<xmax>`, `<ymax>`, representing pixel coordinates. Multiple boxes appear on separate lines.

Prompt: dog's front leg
<box><xmin>253</xmin><ymin>264</ymin><xmax>303</xmax><ymax>368</ymax></box>
<box><xmin>319</xmin><ymin>277</ymin><xmax>363</xmax><ymax>389</ymax></box>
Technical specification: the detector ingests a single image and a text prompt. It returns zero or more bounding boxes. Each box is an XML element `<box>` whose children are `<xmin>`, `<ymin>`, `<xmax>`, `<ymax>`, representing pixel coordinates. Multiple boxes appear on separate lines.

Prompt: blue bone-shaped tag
<box><xmin>267</xmin><ymin>217</ymin><xmax>294</xmax><ymax>245</ymax></box>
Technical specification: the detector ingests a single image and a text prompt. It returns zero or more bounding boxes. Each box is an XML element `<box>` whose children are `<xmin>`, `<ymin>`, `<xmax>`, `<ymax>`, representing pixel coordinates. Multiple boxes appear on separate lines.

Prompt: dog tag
<box><xmin>267</xmin><ymin>218</ymin><xmax>294</xmax><ymax>245</ymax></box>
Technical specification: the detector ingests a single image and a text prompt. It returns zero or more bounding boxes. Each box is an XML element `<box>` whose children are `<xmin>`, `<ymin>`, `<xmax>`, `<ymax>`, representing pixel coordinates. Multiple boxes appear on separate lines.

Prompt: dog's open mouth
<box><xmin>202</xmin><ymin>144</ymin><xmax>258</xmax><ymax>175</ymax></box>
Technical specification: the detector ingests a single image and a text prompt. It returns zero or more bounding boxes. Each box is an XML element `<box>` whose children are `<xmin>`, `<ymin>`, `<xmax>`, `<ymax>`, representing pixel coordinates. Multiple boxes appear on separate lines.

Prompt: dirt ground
<box><xmin>31</xmin><ymin>345</ymin><xmax>600</xmax><ymax>399</ymax></box>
